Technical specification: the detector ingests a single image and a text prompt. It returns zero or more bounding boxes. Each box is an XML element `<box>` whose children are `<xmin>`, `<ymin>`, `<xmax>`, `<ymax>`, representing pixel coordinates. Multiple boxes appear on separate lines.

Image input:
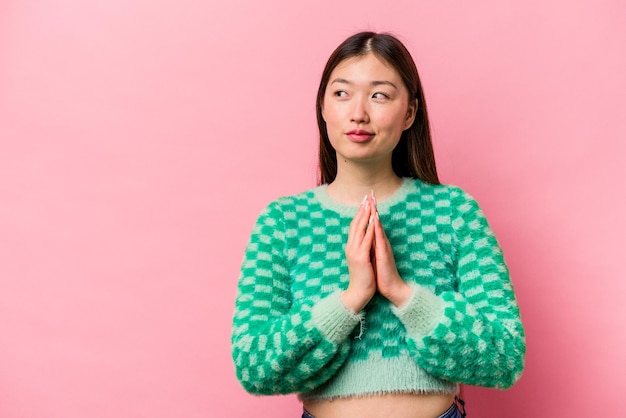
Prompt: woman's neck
<box><xmin>326</xmin><ymin>163</ymin><xmax>403</xmax><ymax>206</ymax></box>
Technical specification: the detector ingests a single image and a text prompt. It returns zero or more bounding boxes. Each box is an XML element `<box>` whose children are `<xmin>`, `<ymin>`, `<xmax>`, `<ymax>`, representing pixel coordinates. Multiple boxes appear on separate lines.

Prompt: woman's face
<box><xmin>321</xmin><ymin>53</ymin><xmax>417</xmax><ymax>167</ymax></box>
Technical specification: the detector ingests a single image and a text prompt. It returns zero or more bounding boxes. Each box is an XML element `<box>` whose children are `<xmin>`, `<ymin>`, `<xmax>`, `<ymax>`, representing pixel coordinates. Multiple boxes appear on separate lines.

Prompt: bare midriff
<box><xmin>303</xmin><ymin>392</ymin><xmax>456</xmax><ymax>418</ymax></box>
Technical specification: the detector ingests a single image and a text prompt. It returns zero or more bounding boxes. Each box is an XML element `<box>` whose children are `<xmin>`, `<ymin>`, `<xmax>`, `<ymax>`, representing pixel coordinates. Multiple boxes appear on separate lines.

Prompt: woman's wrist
<box><xmin>341</xmin><ymin>288</ymin><xmax>371</xmax><ymax>313</ymax></box>
<box><xmin>385</xmin><ymin>282</ymin><xmax>413</xmax><ymax>308</ymax></box>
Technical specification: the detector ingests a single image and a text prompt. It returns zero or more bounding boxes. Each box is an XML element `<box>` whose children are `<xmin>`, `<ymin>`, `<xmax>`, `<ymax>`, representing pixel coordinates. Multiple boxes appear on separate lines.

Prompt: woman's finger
<box><xmin>348</xmin><ymin>195</ymin><xmax>371</xmax><ymax>245</ymax></box>
<box><xmin>362</xmin><ymin>204</ymin><xmax>375</xmax><ymax>250</ymax></box>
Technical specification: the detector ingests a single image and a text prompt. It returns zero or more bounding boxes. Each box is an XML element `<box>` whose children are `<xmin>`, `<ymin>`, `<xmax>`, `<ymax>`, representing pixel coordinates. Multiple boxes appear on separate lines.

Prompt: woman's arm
<box><xmin>231</xmin><ymin>201</ymin><xmax>362</xmax><ymax>395</ymax></box>
<box><xmin>376</xmin><ymin>188</ymin><xmax>525</xmax><ymax>388</ymax></box>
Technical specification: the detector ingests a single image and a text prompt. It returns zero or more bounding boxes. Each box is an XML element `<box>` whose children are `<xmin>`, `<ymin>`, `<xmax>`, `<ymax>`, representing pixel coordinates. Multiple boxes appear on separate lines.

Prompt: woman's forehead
<box><xmin>330</xmin><ymin>54</ymin><xmax>401</xmax><ymax>83</ymax></box>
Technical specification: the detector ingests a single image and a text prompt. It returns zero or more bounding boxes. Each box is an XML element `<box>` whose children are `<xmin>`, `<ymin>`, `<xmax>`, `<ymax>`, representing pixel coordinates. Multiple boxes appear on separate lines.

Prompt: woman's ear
<box><xmin>403</xmin><ymin>98</ymin><xmax>418</xmax><ymax>130</ymax></box>
<box><xmin>320</xmin><ymin>100</ymin><xmax>326</xmax><ymax>122</ymax></box>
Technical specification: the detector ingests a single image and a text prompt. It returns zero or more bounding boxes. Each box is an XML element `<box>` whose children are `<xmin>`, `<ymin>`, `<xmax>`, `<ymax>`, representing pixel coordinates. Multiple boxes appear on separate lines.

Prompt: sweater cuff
<box><xmin>391</xmin><ymin>284</ymin><xmax>446</xmax><ymax>339</ymax></box>
<box><xmin>310</xmin><ymin>291</ymin><xmax>364</xmax><ymax>344</ymax></box>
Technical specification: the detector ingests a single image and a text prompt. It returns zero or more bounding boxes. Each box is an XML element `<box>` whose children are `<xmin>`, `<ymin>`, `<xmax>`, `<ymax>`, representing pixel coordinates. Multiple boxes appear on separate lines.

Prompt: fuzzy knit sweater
<box><xmin>231</xmin><ymin>178</ymin><xmax>525</xmax><ymax>400</ymax></box>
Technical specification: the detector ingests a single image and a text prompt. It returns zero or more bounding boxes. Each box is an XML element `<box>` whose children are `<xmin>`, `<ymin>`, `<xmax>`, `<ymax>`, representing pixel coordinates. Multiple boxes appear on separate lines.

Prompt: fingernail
<box><xmin>361</xmin><ymin>194</ymin><xmax>368</xmax><ymax>205</ymax></box>
<box><xmin>369</xmin><ymin>215</ymin><xmax>373</xmax><ymax>224</ymax></box>
<box><xmin>371</xmin><ymin>189</ymin><xmax>377</xmax><ymax>204</ymax></box>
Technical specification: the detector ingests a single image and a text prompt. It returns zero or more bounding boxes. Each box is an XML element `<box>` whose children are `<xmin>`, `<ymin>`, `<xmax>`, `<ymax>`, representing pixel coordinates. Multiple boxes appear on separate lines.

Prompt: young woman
<box><xmin>232</xmin><ymin>32</ymin><xmax>525</xmax><ymax>418</ymax></box>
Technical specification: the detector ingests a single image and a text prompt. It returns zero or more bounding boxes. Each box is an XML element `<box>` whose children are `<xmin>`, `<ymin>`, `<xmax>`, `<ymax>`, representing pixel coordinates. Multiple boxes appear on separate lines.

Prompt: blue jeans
<box><xmin>302</xmin><ymin>397</ymin><xmax>467</xmax><ymax>418</ymax></box>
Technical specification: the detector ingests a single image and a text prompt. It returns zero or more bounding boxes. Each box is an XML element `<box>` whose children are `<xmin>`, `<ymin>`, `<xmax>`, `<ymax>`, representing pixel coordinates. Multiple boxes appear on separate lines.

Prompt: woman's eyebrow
<box><xmin>372</xmin><ymin>80</ymin><xmax>398</xmax><ymax>90</ymax></box>
<box><xmin>330</xmin><ymin>78</ymin><xmax>397</xmax><ymax>90</ymax></box>
<box><xmin>330</xmin><ymin>78</ymin><xmax>351</xmax><ymax>85</ymax></box>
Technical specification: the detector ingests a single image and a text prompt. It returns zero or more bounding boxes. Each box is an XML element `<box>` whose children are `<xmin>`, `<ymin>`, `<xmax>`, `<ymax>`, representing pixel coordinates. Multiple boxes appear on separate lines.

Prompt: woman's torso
<box><xmin>303</xmin><ymin>393</ymin><xmax>456</xmax><ymax>418</ymax></box>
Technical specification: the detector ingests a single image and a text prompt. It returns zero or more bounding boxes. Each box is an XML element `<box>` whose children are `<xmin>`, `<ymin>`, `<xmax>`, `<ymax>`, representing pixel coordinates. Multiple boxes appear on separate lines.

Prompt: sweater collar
<box><xmin>312</xmin><ymin>177</ymin><xmax>417</xmax><ymax>216</ymax></box>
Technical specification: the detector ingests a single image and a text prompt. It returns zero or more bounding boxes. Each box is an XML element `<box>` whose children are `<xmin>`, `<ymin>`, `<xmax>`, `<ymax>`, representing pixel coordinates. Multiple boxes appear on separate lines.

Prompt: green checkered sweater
<box><xmin>232</xmin><ymin>178</ymin><xmax>525</xmax><ymax>399</ymax></box>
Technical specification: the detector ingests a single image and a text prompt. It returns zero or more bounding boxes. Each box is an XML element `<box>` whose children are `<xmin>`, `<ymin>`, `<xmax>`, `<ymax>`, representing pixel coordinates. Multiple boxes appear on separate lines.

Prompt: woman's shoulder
<box><xmin>256</xmin><ymin>186</ymin><xmax>322</xmax><ymax>217</ymax></box>
<box><xmin>405</xmin><ymin>178</ymin><xmax>475</xmax><ymax>204</ymax></box>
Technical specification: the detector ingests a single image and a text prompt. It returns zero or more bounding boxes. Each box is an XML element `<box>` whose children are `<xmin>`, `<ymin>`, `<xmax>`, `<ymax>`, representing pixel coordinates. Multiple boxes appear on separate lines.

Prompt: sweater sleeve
<box><xmin>231</xmin><ymin>201</ymin><xmax>362</xmax><ymax>395</ymax></box>
<box><xmin>391</xmin><ymin>189</ymin><xmax>526</xmax><ymax>389</ymax></box>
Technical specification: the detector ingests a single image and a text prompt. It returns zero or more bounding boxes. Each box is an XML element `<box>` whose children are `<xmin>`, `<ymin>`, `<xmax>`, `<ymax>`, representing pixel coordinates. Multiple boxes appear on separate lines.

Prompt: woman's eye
<box><xmin>334</xmin><ymin>90</ymin><xmax>348</xmax><ymax>97</ymax></box>
<box><xmin>373</xmin><ymin>92</ymin><xmax>389</xmax><ymax>100</ymax></box>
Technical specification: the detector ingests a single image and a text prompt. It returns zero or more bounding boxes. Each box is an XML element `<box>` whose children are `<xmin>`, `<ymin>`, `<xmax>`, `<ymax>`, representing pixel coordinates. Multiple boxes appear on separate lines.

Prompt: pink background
<box><xmin>1</xmin><ymin>1</ymin><xmax>624</xmax><ymax>417</ymax></box>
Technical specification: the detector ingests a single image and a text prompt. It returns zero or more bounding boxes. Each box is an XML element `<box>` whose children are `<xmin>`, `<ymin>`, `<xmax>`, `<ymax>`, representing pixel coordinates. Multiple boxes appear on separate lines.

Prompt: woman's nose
<box><xmin>350</xmin><ymin>97</ymin><xmax>369</xmax><ymax>124</ymax></box>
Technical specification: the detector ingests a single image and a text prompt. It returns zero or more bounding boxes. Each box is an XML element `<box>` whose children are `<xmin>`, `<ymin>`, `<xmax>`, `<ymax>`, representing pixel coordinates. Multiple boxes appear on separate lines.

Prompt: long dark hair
<box><xmin>316</xmin><ymin>32</ymin><xmax>439</xmax><ymax>185</ymax></box>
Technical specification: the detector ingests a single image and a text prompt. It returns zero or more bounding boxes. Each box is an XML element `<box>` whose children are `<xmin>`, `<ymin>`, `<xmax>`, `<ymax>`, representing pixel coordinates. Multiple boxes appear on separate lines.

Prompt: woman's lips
<box><xmin>346</xmin><ymin>130</ymin><xmax>374</xmax><ymax>142</ymax></box>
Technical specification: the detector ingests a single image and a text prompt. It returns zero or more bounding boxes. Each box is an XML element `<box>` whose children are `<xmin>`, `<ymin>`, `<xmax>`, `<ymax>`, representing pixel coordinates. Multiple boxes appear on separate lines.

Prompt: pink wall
<box><xmin>1</xmin><ymin>1</ymin><xmax>624</xmax><ymax>417</ymax></box>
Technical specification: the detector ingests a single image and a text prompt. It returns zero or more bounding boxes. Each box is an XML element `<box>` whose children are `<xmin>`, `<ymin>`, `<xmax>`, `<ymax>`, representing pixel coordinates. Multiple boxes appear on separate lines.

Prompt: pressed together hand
<box><xmin>341</xmin><ymin>191</ymin><xmax>413</xmax><ymax>313</ymax></box>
